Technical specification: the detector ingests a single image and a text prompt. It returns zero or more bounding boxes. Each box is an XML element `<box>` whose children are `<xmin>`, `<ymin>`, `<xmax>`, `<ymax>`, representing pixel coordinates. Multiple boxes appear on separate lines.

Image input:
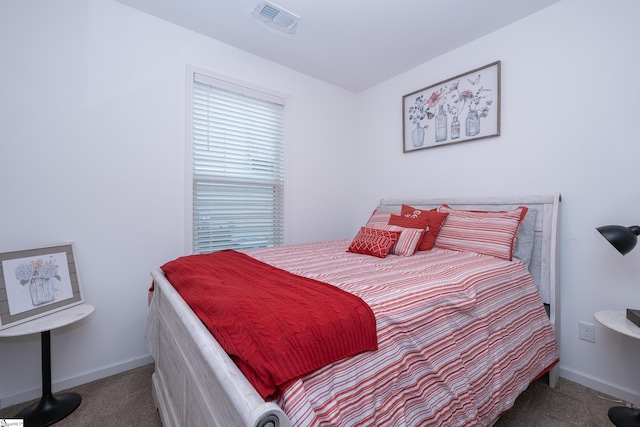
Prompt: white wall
<box><xmin>352</xmin><ymin>0</ymin><xmax>640</xmax><ymax>405</ymax></box>
<box><xmin>0</xmin><ymin>0</ymin><xmax>357</xmax><ymax>407</ymax></box>
<box><xmin>3</xmin><ymin>0</ymin><xmax>640</xmax><ymax>411</ymax></box>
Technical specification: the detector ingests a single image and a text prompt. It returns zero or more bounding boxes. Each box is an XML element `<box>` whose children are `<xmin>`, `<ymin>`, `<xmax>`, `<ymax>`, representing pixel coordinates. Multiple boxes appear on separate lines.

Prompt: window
<box><xmin>189</xmin><ymin>71</ymin><xmax>286</xmax><ymax>254</ymax></box>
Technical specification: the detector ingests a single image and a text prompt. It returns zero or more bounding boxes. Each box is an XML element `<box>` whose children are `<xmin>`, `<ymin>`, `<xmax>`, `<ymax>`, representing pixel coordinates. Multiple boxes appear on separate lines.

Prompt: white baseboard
<box><xmin>559</xmin><ymin>365</ymin><xmax>640</xmax><ymax>406</ymax></box>
<box><xmin>0</xmin><ymin>354</ymin><xmax>154</xmax><ymax>410</ymax></box>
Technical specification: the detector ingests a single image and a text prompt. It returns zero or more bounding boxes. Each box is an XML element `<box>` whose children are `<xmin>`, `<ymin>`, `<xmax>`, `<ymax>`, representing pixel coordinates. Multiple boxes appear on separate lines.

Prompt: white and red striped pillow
<box><xmin>435</xmin><ymin>205</ymin><xmax>528</xmax><ymax>261</ymax></box>
<box><xmin>370</xmin><ymin>224</ymin><xmax>424</xmax><ymax>257</ymax></box>
<box><xmin>364</xmin><ymin>210</ymin><xmax>424</xmax><ymax>256</ymax></box>
<box><xmin>364</xmin><ymin>209</ymin><xmax>392</xmax><ymax>227</ymax></box>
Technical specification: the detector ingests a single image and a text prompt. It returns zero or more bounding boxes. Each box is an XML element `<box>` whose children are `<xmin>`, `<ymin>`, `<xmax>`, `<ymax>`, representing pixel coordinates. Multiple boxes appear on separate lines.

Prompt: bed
<box><xmin>145</xmin><ymin>194</ymin><xmax>561</xmax><ymax>427</ymax></box>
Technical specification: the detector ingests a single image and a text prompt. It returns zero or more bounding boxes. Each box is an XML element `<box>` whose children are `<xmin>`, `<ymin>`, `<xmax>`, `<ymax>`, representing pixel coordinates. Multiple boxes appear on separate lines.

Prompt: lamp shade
<box><xmin>597</xmin><ymin>225</ymin><xmax>640</xmax><ymax>255</ymax></box>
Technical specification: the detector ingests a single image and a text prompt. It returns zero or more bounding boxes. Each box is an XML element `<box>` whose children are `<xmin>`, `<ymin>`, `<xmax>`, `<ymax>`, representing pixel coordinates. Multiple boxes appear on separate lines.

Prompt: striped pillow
<box><xmin>435</xmin><ymin>205</ymin><xmax>528</xmax><ymax>261</ymax></box>
<box><xmin>371</xmin><ymin>224</ymin><xmax>424</xmax><ymax>257</ymax></box>
<box><xmin>365</xmin><ymin>209</ymin><xmax>393</xmax><ymax>227</ymax></box>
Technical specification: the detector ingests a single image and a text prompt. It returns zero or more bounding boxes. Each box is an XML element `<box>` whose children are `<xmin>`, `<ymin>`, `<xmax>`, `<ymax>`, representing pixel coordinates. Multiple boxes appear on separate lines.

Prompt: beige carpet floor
<box><xmin>0</xmin><ymin>364</ymin><xmax>161</xmax><ymax>427</ymax></box>
<box><xmin>0</xmin><ymin>365</ymin><xmax>626</xmax><ymax>426</ymax></box>
<box><xmin>495</xmin><ymin>375</ymin><xmax>622</xmax><ymax>427</ymax></box>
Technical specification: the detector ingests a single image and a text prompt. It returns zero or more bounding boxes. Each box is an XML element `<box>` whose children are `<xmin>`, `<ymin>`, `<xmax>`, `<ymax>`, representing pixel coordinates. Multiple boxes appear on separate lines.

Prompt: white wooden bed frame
<box><xmin>147</xmin><ymin>194</ymin><xmax>561</xmax><ymax>427</ymax></box>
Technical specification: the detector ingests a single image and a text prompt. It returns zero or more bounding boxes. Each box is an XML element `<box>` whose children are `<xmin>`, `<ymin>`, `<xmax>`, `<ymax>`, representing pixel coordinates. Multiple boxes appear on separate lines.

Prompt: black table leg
<box><xmin>609</xmin><ymin>406</ymin><xmax>640</xmax><ymax>426</ymax></box>
<box><xmin>14</xmin><ymin>330</ymin><xmax>81</xmax><ymax>427</ymax></box>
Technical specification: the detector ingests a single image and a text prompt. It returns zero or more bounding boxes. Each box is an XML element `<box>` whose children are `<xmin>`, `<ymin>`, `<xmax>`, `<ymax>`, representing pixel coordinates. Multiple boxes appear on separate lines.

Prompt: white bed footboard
<box><xmin>149</xmin><ymin>267</ymin><xmax>290</xmax><ymax>427</ymax></box>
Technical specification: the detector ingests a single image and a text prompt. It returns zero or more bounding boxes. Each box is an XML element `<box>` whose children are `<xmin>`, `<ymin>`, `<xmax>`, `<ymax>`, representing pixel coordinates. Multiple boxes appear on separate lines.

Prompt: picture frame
<box><xmin>0</xmin><ymin>243</ymin><xmax>83</xmax><ymax>330</ymax></box>
<box><xmin>403</xmin><ymin>61</ymin><xmax>501</xmax><ymax>152</ymax></box>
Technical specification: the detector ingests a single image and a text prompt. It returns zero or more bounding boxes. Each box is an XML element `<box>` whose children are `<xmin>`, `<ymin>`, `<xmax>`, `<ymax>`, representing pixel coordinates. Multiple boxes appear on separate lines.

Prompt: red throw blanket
<box><xmin>161</xmin><ymin>250</ymin><xmax>378</xmax><ymax>399</ymax></box>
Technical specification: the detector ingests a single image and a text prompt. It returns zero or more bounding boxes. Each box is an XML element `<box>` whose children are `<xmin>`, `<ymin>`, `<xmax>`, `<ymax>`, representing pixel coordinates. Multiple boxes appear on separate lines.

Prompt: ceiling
<box><xmin>114</xmin><ymin>0</ymin><xmax>561</xmax><ymax>93</ymax></box>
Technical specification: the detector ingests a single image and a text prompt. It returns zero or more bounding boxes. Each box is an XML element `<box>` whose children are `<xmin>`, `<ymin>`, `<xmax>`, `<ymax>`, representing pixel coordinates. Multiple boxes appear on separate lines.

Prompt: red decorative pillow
<box><xmin>435</xmin><ymin>205</ymin><xmax>528</xmax><ymax>261</ymax></box>
<box><xmin>347</xmin><ymin>227</ymin><xmax>401</xmax><ymax>258</ymax></box>
<box><xmin>395</xmin><ymin>204</ymin><xmax>449</xmax><ymax>251</ymax></box>
<box><xmin>388</xmin><ymin>212</ymin><xmax>429</xmax><ymax>230</ymax></box>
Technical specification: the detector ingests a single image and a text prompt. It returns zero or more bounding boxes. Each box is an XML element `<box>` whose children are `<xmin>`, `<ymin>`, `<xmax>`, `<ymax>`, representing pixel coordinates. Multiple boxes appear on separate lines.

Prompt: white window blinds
<box><xmin>191</xmin><ymin>73</ymin><xmax>285</xmax><ymax>254</ymax></box>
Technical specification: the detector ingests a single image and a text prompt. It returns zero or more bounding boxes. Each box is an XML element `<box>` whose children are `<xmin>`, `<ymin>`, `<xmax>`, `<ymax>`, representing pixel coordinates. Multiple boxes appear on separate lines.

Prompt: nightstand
<box><xmin>594</xmin><ymin>310</ymin><xmax>640</xmax><ymax>426</ymax></box>
<box><xmin>0</xmin><ymin>303</ymin><xmax>95</xmax><ymax>426</ymax></box>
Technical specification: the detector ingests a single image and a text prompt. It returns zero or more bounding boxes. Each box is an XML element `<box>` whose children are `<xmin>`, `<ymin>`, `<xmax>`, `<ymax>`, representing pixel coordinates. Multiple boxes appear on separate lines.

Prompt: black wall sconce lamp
<box><xmin>597</xmin><ymin>224</ymin><xmax>640</xmax><ymax>427</ymax></box>
<box><xmin>597</xmin><ymin>225</ymin><xmax>640</xmax><ymax>256</ymax></box>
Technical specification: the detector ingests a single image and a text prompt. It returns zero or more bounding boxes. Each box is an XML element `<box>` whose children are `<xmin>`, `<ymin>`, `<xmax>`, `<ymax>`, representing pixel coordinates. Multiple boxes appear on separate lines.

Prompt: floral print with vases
<box><xmin>403</xmin><ymin>61</ymin><xmax>500</xmax><ymax>152</ymax></box>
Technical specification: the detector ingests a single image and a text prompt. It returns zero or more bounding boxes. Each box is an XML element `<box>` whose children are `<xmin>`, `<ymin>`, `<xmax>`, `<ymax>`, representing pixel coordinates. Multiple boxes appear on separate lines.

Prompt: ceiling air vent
<box><xmin>252</xmin><ymin>1</ymin><xmax>300</xmax><ymax>34</ymax></box>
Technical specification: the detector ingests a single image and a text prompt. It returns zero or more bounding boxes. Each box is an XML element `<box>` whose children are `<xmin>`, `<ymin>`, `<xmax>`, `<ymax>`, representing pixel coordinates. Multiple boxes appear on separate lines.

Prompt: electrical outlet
<box><xmin>579</xmin><ymin>321</ymin><xmax>595</xmax><ymax>343</ymax></box>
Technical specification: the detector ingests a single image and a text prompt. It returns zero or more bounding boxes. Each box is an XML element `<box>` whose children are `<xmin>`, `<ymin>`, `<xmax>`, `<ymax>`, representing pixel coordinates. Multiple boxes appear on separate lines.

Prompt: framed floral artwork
<box><xmin>403</xmin><ymin>61</ymin><xmax>501</xmax><ymax>152</ymax></box>
<box><xmin>0</xmin><ymin>243</ymin><xmax>84</xmax><ymax>330</ymax></box>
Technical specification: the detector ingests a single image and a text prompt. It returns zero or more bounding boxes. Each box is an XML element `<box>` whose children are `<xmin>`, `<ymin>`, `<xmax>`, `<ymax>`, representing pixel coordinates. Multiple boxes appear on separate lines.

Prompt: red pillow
<box><xmin>388</xmin><ymin>213</ymin><xmax>428</xmax><ymax>230</ymax></box>
<box><xmin>395</xmin><ymin>204</ymin><xmax>449</xmax><ymax>251</ymax></box>
<box><xmin>347</xmin><ymin>227</ymin><xmax>401</xmax><ymax>258</ymax></box>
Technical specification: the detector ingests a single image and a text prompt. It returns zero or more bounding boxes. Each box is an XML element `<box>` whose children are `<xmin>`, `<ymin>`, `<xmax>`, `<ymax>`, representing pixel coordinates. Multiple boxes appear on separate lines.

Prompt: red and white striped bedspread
<box><xmin>244</xmin><ymin>239</ymin><xmax>559</xmax><ymax>427</ymax></box>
